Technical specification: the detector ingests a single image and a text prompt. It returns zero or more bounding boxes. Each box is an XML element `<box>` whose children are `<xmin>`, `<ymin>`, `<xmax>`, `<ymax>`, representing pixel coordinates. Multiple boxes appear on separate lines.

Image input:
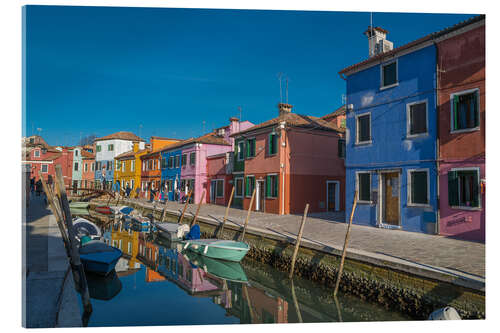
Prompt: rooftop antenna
<box><xmin>238</xmin><ymin>106</ymin><xmax>242</xmax><ymax>121</ymax></box>
<box><xmin>277</xmin><ymin>72</ymin><xmax>283</xmax><ymax>103</ymax></box>
<box><xmin>36</xmin><ymin>127</ymin><xmax>42</xmax><ymax>137</ymax></box>
<box><xmin>286</xmin><ymin>76</ymin><xmax>289</xmax><ymax>104</ymax></box>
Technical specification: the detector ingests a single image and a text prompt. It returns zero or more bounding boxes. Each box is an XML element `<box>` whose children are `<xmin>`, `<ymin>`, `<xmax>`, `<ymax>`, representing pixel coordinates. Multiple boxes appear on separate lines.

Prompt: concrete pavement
<box><xmin>23</xmin><ymin>195</ymin><xmax>81</xmax><ymax>328</ymax></box>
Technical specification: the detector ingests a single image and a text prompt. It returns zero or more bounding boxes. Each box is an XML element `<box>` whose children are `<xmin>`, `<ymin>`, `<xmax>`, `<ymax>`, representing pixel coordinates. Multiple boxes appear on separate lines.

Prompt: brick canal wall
<box><xmin>89</xmin><ymin>200</ymin><xmax>485</xmax><ymax>319</ymax></box>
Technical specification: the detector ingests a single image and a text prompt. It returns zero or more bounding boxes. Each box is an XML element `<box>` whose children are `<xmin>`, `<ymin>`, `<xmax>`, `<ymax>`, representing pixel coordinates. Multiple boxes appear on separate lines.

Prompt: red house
<box><xmin>206</xmin><ymin>152</ymin><xmax>233</xmax><ymax>206</ymax></box>
<box><xmin>24</xmin><ymin>143</ymin><xmax>74</xmax><ymax>188</ymax></box>
<box><xmin>436</xmin><ymin>16</ymin><xmax>485</xmax><ymax>242</ymax></box>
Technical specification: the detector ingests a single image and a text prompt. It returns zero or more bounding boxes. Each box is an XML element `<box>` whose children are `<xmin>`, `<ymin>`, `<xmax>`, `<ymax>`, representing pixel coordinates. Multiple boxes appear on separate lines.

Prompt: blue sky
<box><xmin>24</xmin><ymin>6</ymin><xmax>476</xmax><ymax>146</ymax></box>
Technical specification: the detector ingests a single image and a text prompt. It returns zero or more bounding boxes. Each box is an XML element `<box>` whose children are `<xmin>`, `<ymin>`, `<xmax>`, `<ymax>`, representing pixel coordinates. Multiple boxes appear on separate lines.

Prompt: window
<box><xmin>175</xmin><ymin>155</ymin><xmax>180</xmax><ymax>168</ymax></box>
<box><xmin>74</xmin><ymin>162</ymin><xmax>79</xmax><ymax>171</ymax></box>
<box><xmin>246</xmin><ymin>138</ymin><xmax>256</xmax><ymax>158</ymax></box>
<box><xmin>235</xmin><ymin>177</ymin><xmax>243</xmax><ymax>198</ymax></box>
<box><xmin>408</xmin><ymin>169</ymin><xmax>429</xmax><ymax>205</ymax></box>
<box><xmin>357</xmin><ymin>172</ymin><xmax>371</xmax><ymax>202</ymax></box>
<box><xmin>29</xmin><ymin>138</ymin><xmax>34</xmax><ymax>144</ymax></box>
<box><xmin>91</xmin><ymin>163</ymin><xmax>95</xmax><ymax>171</ymax></box>
<box><xmin>266</xmin><ymin>174</ymin><xmax>278</xmax><ymax>198</ymax></box>
<box><xmin>448</xmin><ymin>168</ymin><xmax>480</xmax><ymax>208</ymax></box>
<box><xmin>245</xmin><ymin>176</ymin><xmax>255</xmax><ymax>197</ymax></box>
<box><xmin>161</xmin><ymin>158</ymin><xmax>166</xmax><ymax>169</ymax></box>
<box><xmin>41</xmin><ymin>164</ymin><xmax>48</xmax><ymax>173</ymax></box>
<box><xmin>381</xmin><ymin>61</ymin><xmax>397</xmax><ymax>88</ymax></box>
<box><xmin>84</xmin><ymin>163</ymin><xmax>88</xmax><ymax>172</ymax></box>
<box><xmin>107</xmin><ymin>161</ymin><xmax>112</xmax><ymax>170</ymax></box>
<box><xmin>338</xmin><ymin>139</ymin><xmax>346</xmax><ymax>158</ymax></box>
<box><xmin>451</xmin><ymin>89</ymin><xmax>480</xmax><ymax>132</ymax></box>
<box><xmin>190</xmin><ymin>152</ymin><xmax>196</xmax><ymax>165</ymax></box>
<box><xmin>169</xmin><ymin>156</ymin><xmax>174</xmax><ymax>168</ymax></box>
<box><xmin>75</xmin><ymin>150</ymin><xmax>79</xmax><ymax>156</ymax></box>
<box><xmin>108</xmin><ymin>144</ymin><xmax>114</xmax><ymax>151</ymax></box>
<box><xmin>340</xmin><ymin>118</ymin><xmax>346</xmax><ymax>128</ymax></box>
<box><xmin>34</xmin><ymin>150</ymin><xmax>40</xmax><ymax>157</ymax></box>
<box><xmin>115</xmin><ymin>161</ymin><xmax>120</xmax><ymax>170</ymax></box>
<box><xmin>407</xmin><ymin>101</ymin><xmax>428</xmax><ymax>136</ymax></box>
<box><xmin>268</xmin><ymin>133</ymin><xmax>278</xmax><ymax>155</ymax></box>
<box><xmin>356</xmin><ymin>113</ymin><xmax>371</xmax><ymax>144</ymax></box>
<box><xmin>96</xmin><ymin>145</ymin><xmax>101</xmax><ymax>152</ymax></box>
<box><xmin>131</xmin><ymin>160</ymin><xmax>135</xmax><ymax>172</ymax></box>
<box><xmin>216</xmin><ymin>179</ymin><xmax>224</xmax><ymax>198</ymax></box>
<box><xmin>237</xmin><ymin>141</ymin><xmax>245</xmax><ymax>161</ymax></box>
<box><xmin>181</xmin><ymin>154</ymin><xmax>187</xmax><ymax>167</ymax></box>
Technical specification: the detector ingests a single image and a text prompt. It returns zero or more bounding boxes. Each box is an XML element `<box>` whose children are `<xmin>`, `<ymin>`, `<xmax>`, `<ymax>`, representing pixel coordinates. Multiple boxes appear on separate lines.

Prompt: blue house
<box><xmin>160</xmin><ymin>149</ymin><xmax>183</xmax><ymax>201</ymax></box>
<box><xmin>339</xmin><ymin>27</ymin><xmax>438</xmax><ymax>234</ymax></box>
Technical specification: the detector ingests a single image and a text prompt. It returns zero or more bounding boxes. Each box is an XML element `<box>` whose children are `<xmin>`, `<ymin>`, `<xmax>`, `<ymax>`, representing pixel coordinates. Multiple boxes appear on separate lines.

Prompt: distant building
<box><xmin>80</xmin><ymin>149</ymin><xmax>95</xmax><ymax>189</ymax></box>
<box><xmin>93</xmin><ymin>131</ymin><xmax>145</xmax><ymax>188</ymax></box>
<box><xmin>23</xmin><ymin>144</ymin><xmax>73</xmax><ymax>188</ymax></box>
<box><xmin>207</xmin><ymin>152</ymin><xmax>233</xmax><ymax>206</ymax></box>
<box><xmin>230</xmin><ymin>103</ymin><xmax>345</xmax><ymax>215</ymax></box>
<box><xmin>321</xmin><ymin>105</ymin><xmax>346</xmax><ymax>129</ymax></box>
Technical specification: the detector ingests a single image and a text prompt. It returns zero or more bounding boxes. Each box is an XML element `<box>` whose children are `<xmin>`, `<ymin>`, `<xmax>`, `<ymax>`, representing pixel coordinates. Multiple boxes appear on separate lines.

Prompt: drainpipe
<box><xmin>279</xmin><ymin>121</ymin><xmax>286</xmax><ymax>215</ymax></box>
<box><xmin>434</xmin><ymin>40</ymin><xmax>441</xmax><ymax>236</ymax></box>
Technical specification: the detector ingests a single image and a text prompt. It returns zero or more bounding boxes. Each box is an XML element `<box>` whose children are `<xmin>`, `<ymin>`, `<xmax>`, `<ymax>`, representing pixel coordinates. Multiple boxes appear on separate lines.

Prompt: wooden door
<box><xmin>383</xmin><ymin>172</ymin><xmax>399</xmax><ymax>225</ymax></box>
<box><xmin>327</xmin><ymin>182</ymin><xmax>336</xmax><ymax>211</ymax></box>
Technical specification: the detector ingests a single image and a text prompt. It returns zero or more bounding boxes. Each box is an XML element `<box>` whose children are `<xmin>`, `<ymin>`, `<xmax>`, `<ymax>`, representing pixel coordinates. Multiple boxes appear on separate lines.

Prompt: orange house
<box><xmin>140</xmin><ymin>137</ymin><xmax>182</xmax><ymax>199</ymax></box>
<box><xmin>231</xmin><ymin>103</ymin><xmax>345</xmax><ymax>215</ymax></box>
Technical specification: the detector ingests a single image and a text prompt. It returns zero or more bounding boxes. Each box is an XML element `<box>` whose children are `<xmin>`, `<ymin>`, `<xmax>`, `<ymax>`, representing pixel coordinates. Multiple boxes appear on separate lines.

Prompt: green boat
<box><xmin>181</xmin><ymin>239</ymin><xmax>250</xmax><ymax>262</ymax></box>
<box><xmin>69</xmin><ymin>201</ymin><xmax>89</xmax><ymax>209</ymax></box>
<box><xmin>184</xmin><ymin>252</ymin><xmax>248</xmax><ymax>283</ymax></box>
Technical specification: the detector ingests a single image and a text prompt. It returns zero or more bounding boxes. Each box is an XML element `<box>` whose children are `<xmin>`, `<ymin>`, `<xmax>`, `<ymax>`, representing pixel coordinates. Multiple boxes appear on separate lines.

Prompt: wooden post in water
<box><xmin>190</xmin><ymin>189</ymin><xmax>206</xmax><ymax>227</ymax></box>
<box><xmin>54</xmin><ymin>165</ymin><xmax>92</xmax><ymax>314</ymax></box>
<box><xmin>178</xmin><ymin>190</ymin><xmax>192</xmax><ymax>224</ymax></box>
<box><xmin>289</xmin><ymin>203</ymin><xmax>309</xmax><ymax>279</ymax></box>
<box><xmin>290</xmin><ymin>279</ymin><xmax>303</xmax><ymax>323</ymax></box>
<box><xmin>215</xmin><ymin>186</ymin><xmax>235</xmax><ymax>238</ymax></box>
<box><xmin>333</xmin><ymin>190</ymin><xmax>358</xmax><ymax>297</ymax></box>
<box><xmin>242</xmin><ymin>284</ymin><xmax>255</xmax><ymax>323</ymax></box>
<box><xmin>240</xmin><ymin>188</ymin><xmax>256</xmax><ymax>242</ymax></box>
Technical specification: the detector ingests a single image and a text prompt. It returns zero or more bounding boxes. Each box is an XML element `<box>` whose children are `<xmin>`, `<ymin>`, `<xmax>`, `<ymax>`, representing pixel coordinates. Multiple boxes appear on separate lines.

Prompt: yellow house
<box><xmin>114</xmin><ymin>142</ymin><xmax>150</xmax><ymax>195</ymax></box>
<box><xmin>107</xmin><ymin>224</ymin><xmax>140</xmax><ymax>270</ymax></box>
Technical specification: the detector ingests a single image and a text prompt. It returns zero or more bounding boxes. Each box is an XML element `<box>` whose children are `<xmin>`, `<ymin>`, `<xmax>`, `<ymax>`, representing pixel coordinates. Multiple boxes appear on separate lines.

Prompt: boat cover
<box><xmin>185</xmin><ymin>224</ymin><xmax>200</xmax><ymax>240</ymax></box>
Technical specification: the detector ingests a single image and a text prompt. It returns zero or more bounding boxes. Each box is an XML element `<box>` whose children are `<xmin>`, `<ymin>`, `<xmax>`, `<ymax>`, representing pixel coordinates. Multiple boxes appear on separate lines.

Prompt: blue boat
<box><xmin>79</xmin><ymin>240</ymin><xmax>122</xmax><ymax>276</ymax></box>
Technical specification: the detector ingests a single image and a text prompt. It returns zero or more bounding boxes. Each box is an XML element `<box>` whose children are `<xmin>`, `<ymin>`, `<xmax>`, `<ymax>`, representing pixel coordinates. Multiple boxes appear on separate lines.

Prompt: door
<box><xmin>72</xmin><ymin>180</ymin><xmax>78</xmax><ymax>194</ymax></box>
<box><xmin>327</xmin><ymin>181</ymin><xmax>338</xmax><ymax>212</ymax></box>
<box><xmin>256</xmin><ymin>180</ymin><xmax>265</xmax><ymax>212</ymax></box>
<box><xmin>210</xmin><ymin>180</ymin><xmax>216</xmax><ymax>203</ymax></box>
<box><xmin>382</xmin><ymin>172</ymin><xmax>400</xmax><ymax>225</ymax></box>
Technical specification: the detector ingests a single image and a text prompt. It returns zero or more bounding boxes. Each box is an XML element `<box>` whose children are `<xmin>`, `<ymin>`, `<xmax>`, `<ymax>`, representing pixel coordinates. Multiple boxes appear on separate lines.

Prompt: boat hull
<box><xmin>182</xmin><ymin>239</ymin><xmax>249</xmax><ymax>262</ymax></box>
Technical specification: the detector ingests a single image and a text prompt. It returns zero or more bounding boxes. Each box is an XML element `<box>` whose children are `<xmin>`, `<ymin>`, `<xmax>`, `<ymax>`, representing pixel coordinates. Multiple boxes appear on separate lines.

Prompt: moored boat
<box><xmin>155</xmin><ymin>222</ymin><xmax>190</xmax><ymax>241</ymax></box>
<box><xmin>184</xmin><ymin>252</ymin><xmax>248</xmax><ymax>283</ymax></box>
<box><xmin>79</xmin><ymin>240</ymin><xmax>122</xmax><ymax>276</ymax></box>
<box><xmin>181</xmin><ymin>239</ymin><xmax>250</xmax><ymax>262</ymax></box>
<box><xmin>73</xmin><ymin>217</ymin><xmax>101</xmax><ymax>241</ymax></box>
<box><xmin>69</xmin><ymin>201</ymin><xmax>89</xmax><ymax>209</ymax></box>
<box><xmin>95</xmin><ymin>205</ymin><xmax>113</xmax><ymax>215</ymax></box>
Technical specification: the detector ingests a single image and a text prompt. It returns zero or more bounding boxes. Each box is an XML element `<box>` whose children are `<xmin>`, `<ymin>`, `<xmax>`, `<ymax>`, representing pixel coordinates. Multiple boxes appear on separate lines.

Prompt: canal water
<box><xmin>73</xmin><ymin>209</ymin><xmax>411</xmax><ymax>326</ymax></box>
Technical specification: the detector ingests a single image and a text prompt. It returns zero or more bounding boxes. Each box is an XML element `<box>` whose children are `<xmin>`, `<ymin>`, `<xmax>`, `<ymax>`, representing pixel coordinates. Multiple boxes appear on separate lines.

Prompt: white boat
<box><xmin>155</xmin><ymin>222</ymin><xmax>190</xmax><ymax>241</ymax></box>
<box><xmin>73</xmin><ymin>217</ymin><xmax>102</xmax><ymax>241</ymax></box>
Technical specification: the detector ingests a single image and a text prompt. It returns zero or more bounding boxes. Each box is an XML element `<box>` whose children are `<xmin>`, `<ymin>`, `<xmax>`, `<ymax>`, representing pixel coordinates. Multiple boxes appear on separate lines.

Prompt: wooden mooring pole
<box><xmin>178</xmin><ymin>190</ymin><xmax>193</xmax><ymax>224</ymax></box>
<box><xmin>54</xmin><ymin>165</ymin><xmax>92</xmax><ymax>314</ymax></box>
<box><xmin>333</xmin><ymin>190</ymin><xmax>358</xmax><ymax>297</ymax></box>
<box><xmin>289</xmin><ymin>203</ymin><xmax>309</xmax><ymax>279</ymax></box>
<box><xmin>190</xmin><ymin>189</ymin><xmax>206</xmax><ymax>227</ymax></box>
<box><xmin>240</xmin><ymin>188</ymin><xmax>256</xmax><ymax>242</ymax></box>
<box><xmin>160</xmin><ymin>194</ymin><xmax>169</xmax><ymax>222</ymax></box>
<box><xmin>290</xmin><ymin>279</ymin><xmax>303</xmax><ymax>323</ymax></box>
<box><xmin>215</xmin><ymin>186</ymin><xmax>235</xmax><ymax>238</ymax></box>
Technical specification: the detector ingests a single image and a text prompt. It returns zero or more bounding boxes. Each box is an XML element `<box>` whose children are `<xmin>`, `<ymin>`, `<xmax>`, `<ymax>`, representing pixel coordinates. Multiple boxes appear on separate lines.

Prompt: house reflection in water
<box><xmin>103</xmin><ymin>222</ymin><xmax>141</xmax><ymax>274</ymax></box>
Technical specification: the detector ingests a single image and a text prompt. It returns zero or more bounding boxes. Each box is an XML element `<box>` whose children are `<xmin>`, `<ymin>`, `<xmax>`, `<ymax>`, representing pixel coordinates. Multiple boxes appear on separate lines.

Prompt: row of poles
<box><xmin>38</xmin><ymin>165</ymin><xmax>93</xmax><ymax>322</ymax></box>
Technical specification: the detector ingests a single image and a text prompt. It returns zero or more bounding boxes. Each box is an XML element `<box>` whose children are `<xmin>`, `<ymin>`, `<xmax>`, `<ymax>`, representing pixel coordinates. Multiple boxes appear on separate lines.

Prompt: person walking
<box><xmin>125</xmin><ymin>183</ymin><xmax>131</xmax><ymax>198</ymax></box>
<box><xmin>35</xmin><ymin>179</ymin><xmax>42</xmax><ymax>196</ymax></box>
<box><xmin>30</xmin><ymin>177</ymin><xmax>35</xmax><ymax>193</ymax></box>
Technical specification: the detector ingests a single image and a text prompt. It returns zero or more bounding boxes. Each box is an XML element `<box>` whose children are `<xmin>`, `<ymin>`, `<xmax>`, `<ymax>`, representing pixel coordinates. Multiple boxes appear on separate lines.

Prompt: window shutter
<box><xmin>473</xmin><ymin>91</ymin><xmax>479</xmax><ymax>128</ymax></box>
<box><xmin>246</xmin><ymin>141</ymin><xmax>250</xmax><ymax>158</ymax></box>
<box><xmin>266</xmin><ymin>176</ymin><xmax>271</xmax><ymax>197</ymax></box>
<box><xmin>268</xmin><ymin>134</ymin><xmax>272</xmax><ymax>155</ymax></box>
<box><xmin>448</xmin><ymin>171</ymin><xmax>459</xmax><ymax>206</ymax></box>
<box><xmin>453</xmin><ymin>95</ymin><xmax>459</xmax><ymax>130</ymax></box>
<box><xmin>245</xmin><ymin>177</ymin><xmax>249</xmax><ymax>196</ymax></box>
<box><xmin>274</xmin><ymin>175</ymin><xmax>279</xmax><ymax>197</ymax></box>
<box><xmin>472</xmin><ymin>171</ymin><xmax>480</xmax><ymax>207</ymax></box>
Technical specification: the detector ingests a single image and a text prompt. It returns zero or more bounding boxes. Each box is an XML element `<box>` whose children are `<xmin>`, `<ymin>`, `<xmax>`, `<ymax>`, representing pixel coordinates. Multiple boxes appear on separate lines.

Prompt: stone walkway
<box><xmin>23</xmin><ymin>195</ymin><xmax>81</xmax><ymax>328</ymax></box>
<box><xmin>129</xmin><ymin>198</ymin><xmax>485</xmax><ymax>278</ymax></box>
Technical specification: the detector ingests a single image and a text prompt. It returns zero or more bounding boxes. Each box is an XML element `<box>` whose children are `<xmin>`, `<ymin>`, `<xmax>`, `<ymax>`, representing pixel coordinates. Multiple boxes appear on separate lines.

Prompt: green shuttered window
<box><xmin>190</xmin><ymin>152</ymin><xmax>196</xmax><ymax>165</ymax></box>
<box><xmin>246</xmin><ymin>139</ymin><xmax>256</xmax><ymax>158</ymax></box>
<box><xmin>358</xmin><ymin>172</ymin><xmax>371</xmax><ymax>202</ymax></box>
<box><xmin>452</xmin><ymin>90</ymin><xmax>479</xmax><ymax>131</ymax></box>
<box><xmin>245</xmin><ymin>176</ymin><xmax>255</xmax><ymax>197</ymax></box>
<box><xmin>181</xmin><ymin>154</ymin><xmax>187</xmax><ymax>167</ymax></box>
<box><xmin>268</xmin><ymin>133</ymin><xmax>278</xmax><ymax>155</ymax></box>
<box><xmin>266</xmin><ymin>175</ymin><xmax>278</xmax><ymax>198</ymax></box>
<box><xmin>448</xmin><ymin>169</ymin><xmax>480</xmax><ymax>208</ymax></box>
<box><xmin>409</xmin><ymin>170</ymin><xmax>428</xmax><ymax>205</ymax></box>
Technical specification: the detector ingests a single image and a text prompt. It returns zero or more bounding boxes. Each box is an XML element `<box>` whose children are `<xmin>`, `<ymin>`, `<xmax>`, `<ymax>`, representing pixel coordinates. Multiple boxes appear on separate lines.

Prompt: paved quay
<box><xmin>23</xmin><ymin>195</ymin><xmax>81</xmax><ymax>328</ymax></box>
<box><xmin>115</xmin><ymin>198</ymin><xmax>485</xmax><ymax>287</ymax></box>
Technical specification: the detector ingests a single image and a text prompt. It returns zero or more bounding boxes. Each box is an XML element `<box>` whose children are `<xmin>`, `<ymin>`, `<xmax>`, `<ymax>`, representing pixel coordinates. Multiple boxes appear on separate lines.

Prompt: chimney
<box><xmin>364</xmin><ymin>26</ymin><xmax>393</xmax><ymax>57</ymax></box>
<box><xmin>133</xmin><ymin>142</ymin><xmax>139</xmax><ymax>152</ymax></box>
<box><xmin>278</xmin><ymin>103</ymin><xmax>293</xmax><ymax>116</ymax></box>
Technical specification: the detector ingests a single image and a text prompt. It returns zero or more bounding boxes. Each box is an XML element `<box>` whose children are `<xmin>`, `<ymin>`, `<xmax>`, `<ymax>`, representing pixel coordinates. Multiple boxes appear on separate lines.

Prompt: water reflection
<box><xmin>77</xmin><ymin>214</ymin><xmax>410</xmax><ymax>326</ymax></box>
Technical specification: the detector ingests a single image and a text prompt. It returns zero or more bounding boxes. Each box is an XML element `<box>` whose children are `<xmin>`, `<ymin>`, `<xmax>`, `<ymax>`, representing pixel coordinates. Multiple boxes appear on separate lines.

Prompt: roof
<box><xmin>115</xmin><ymin>148</ymin><xmax>150</xmax><ymax>160</ymax></box>
<box><xmin>94</xmin><ymin>131</ymin><xmax>145</xmax><ymax>142</ymax></box>
<box><xmin>160</xmin><ymin>132</ymin><xmax>230</xmax><ymax>153</ymax></box>
<box><xmin>230</xmin><ymin>111</ymin><xmax>344</xmax><ymax>137</ymax></box>
<box><xmin>81</xmin><ymin>150</ymin><xmax>95</xmax><ymax>159</ymax></box>
<box><xmin>339</xmin><ymin>15</ymin><xmax>485</xmax><ymax>76</ymax></box>
<box><xmin>321</xmin><ymin>105</ymin><xmax>346</xmax><ymax>121</ymax></box>
<box><xmin>150</xmin><ymin>136</ymin><xmax>182</xmax><ymax>141</ymax></box>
